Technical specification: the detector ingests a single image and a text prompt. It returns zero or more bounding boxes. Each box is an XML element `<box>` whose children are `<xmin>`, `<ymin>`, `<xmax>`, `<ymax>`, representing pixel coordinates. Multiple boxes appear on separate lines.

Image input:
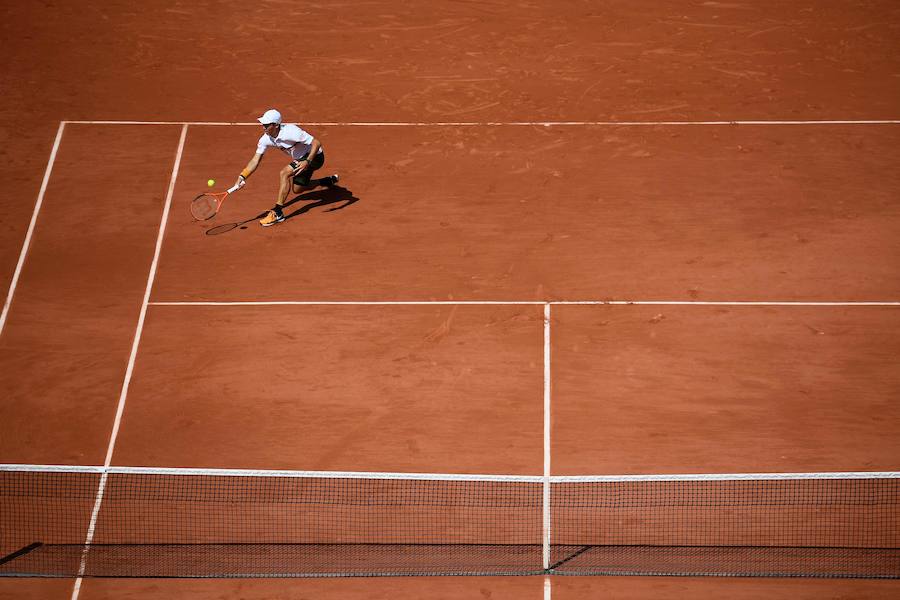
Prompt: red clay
<box><xmin>0</xmin><ymin>125</ymin><xmax>183</xmax><ymax>464</ymax></box>
<box><xmin>154</xmin><ymin>124</ymin><xmax>900</xmax><ymax>302</ymax></box>
<box><xmin>112</xmin><ymin>304</ymin><xmax>544</xmax><ymax>474</ymax></box>
<box><xmin>553</xmin><ymin>305</ymin><xmax>900</xmax><ymax>474</ymax></box>
<box><xmin>1</xmin><ymin>1</ymin><xmax>899</xmax><ymax>599</ymax></box>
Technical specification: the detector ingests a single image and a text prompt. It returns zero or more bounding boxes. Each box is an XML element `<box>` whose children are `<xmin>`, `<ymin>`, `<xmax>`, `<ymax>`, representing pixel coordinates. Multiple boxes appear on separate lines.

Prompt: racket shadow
<box><xmin>204</xmin><ymin>211</ymin><xmax>269</xmax><ymax>236</ymax></box>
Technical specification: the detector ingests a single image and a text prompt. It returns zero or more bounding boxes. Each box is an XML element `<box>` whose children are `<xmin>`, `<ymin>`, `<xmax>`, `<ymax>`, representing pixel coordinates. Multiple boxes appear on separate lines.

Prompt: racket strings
<box><xmin>191</xmin><ymin>194</ymin><xmax>222</xmax><ymax>220</ymax></box>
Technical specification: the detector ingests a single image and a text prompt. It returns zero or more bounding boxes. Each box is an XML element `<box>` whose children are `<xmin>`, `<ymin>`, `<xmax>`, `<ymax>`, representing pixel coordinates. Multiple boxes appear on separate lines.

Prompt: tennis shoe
<box><xmin>259</xmin><ymin>209</ymin><xmax>285</xmax><ymax>227</ymax></box>
<box><xmin>326</xmin><ymin>174</ymin><xmax>339</xmax><ymax>186</ymax></box>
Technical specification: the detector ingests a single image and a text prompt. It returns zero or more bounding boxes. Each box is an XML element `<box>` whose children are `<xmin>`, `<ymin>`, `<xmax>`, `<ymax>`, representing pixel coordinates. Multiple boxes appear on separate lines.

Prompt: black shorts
<box><xmin>292</xmin><ymin>151</ymin><xmax>325</xmax><ymax>186</ymax></box>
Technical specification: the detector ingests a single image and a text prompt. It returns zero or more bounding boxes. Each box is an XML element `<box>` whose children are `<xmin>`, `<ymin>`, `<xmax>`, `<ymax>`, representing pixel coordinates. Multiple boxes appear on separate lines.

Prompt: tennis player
<box><xmin>234</xmin><ymin>109</ymin><xmax>338</xmax><ymax>227</ymax></box>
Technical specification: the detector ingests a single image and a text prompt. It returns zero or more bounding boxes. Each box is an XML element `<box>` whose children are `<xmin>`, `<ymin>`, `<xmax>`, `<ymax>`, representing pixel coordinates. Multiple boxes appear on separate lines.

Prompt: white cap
<box><xmin>257</xmin><ymin>109</ymin><xmax>282</xmax><ymax>125</ymax></box>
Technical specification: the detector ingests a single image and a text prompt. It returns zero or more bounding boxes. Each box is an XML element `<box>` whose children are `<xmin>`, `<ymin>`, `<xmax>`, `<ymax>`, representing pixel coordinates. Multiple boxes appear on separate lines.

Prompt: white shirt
<box><xmin>256</xmin><ymin>124</ymin><xmax>322</xmax><ymax>161</ymax></box>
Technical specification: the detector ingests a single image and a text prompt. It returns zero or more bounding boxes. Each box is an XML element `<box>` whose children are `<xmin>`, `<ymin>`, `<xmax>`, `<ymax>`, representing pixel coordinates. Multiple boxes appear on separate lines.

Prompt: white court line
<box><xmin>558</xmin><ymin>300</ymin><xmax>900</xmax><ymax>306</ymax></box>
<box><xmin>4</xmin><ymin>463</ymin><xmax>895</xmax><ymax>481</ymax></box>
<box><xmin>71</xmin><ymin>123</ymin><xmax>189</xmax><ymax>600</ymax></box>
<box><xmin>151</xmin><ymin>300</ymin><xmax>546</xmax><ymax>306</ymax></box>
<box><xmin>544</xmin><ymin>576</ymin><xmax>552</xmax><ymax>600</ymax></box>
<box><xmin>542</xmin><ymin>304</ymin><xmax>552</xmax><ymax>572</ymax></box>
<box><xmin>64</xmin><ymin>119</ymin><xmax>900</xmax><ymax>126</ymax></box>
<box><xmin>0</xmin><ymin>122</ymin><xmax>66</xmax><ymax>337</ymax></box>
<box><xmin>0</xmin><ymin>463</ymin><xmax>543</xmax><ymax>481</ymax></box>
<box><xmin>148</xmin><ymin>300</ymin><xmax>900</xmax><ymax>307</ymax></box>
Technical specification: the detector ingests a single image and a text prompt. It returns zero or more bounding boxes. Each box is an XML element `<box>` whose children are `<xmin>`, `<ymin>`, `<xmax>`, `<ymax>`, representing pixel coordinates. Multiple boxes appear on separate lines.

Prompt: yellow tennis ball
<box><xmin>207</xmin><ymin>179</ymin><xmax>215</xmax><ymax>187</ymax></box>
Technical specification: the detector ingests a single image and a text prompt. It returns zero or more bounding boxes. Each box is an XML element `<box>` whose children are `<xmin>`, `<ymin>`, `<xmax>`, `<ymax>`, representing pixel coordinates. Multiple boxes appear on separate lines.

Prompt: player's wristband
<box><xmin>239</xmin><ymin>169</ymin><xmax>250</xmax><ymax>179</ymax></box>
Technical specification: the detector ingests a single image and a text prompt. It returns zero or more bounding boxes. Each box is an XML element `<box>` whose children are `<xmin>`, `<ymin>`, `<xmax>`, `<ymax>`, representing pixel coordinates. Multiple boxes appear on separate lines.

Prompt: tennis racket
<box><xmin>190</xmin><ymin>181</ymin><xmax>243</xmax><ymax>221</ymax></box>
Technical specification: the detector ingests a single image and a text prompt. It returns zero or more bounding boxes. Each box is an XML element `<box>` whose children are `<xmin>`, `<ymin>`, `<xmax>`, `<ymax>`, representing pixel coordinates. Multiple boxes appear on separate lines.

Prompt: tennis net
<box><xmin>1</xmin><ymin>465</ymin><xmax>897</xmax><ymax>578</ymax></box>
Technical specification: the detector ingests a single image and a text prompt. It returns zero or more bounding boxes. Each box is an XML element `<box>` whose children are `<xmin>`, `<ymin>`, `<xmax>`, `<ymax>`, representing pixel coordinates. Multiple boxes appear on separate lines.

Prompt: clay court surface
<box><xmin>1</xmin><ymin>1</ymin><xmax>899</xmax><ymax>598</ymax></box>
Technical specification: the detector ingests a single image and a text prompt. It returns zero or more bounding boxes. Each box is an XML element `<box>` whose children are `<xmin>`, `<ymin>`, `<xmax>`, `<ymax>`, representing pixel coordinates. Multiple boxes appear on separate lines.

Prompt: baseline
<box><xmin>148</xmin><ymin>300</ymin><xmax>900</xmax><ymax>306</ymax></box>
<box><xmin>64</xmin><ymin>120</ymin><xmax>900</xmax><ymax>126</ymax></box>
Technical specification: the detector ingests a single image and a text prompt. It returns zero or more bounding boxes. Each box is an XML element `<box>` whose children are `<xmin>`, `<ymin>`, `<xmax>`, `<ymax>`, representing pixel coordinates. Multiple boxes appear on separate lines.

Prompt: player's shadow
<box><xmin>282</xmin><ymin>184</ymin><xmax>359</xmax><ymax>222</ymax></box>
<box><xmin>204</xmin><ymin>184</ymin><xmax>358</xmax><ymax>235</ymax></box>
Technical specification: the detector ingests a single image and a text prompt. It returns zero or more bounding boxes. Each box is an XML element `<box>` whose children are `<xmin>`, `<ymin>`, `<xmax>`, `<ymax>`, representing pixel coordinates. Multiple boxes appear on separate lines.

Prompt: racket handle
<box><xmin>227</xmin><ymin>183</ymin><xmax>242</xmax><ymax>194</ymax></box>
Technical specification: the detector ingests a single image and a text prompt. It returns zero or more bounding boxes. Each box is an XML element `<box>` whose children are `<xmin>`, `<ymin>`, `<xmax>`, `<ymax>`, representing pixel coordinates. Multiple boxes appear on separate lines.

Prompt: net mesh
<box><xmin>550</xmin><ymin>477</ymin><xmax>900</xmax><ymax>577</ymax></box>
<box><xmin>1</xmin><ymin>466</ymin><xmax>898</xmax><ymax>578</ymax></box>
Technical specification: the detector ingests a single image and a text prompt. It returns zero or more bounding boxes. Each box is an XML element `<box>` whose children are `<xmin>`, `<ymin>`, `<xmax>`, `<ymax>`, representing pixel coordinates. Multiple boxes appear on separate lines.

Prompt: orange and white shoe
<box><xmin>259</xmin><ymin>209</ymin><xmax>285</xmax><ymax>227</ymax></box>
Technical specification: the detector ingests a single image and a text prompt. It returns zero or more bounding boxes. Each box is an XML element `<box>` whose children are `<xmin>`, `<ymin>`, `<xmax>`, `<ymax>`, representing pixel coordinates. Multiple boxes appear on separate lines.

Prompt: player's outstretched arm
<box><xmin>236</xmin><ymin>153</ymin><xmax>264</xmax><ymax>187</ymax></box>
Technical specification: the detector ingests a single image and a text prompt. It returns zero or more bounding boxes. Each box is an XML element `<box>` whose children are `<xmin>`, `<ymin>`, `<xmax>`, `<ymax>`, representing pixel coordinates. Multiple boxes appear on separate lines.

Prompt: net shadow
<box><xmin>0</xmin><ymin>543</ymin><xmax>543</xmax><ymax>578</ymax></box>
